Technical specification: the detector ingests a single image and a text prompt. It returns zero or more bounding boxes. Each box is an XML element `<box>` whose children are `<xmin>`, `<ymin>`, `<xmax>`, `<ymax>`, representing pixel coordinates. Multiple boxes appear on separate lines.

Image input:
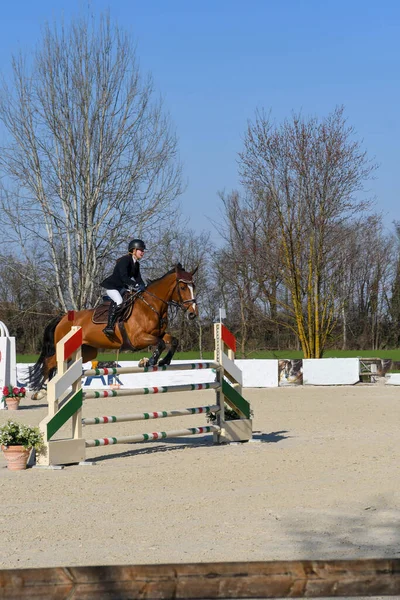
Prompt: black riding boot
<box><xmin>103</xmin><ymin>301</ymin><xmax>118</xmax><ymax>336</ymax></box>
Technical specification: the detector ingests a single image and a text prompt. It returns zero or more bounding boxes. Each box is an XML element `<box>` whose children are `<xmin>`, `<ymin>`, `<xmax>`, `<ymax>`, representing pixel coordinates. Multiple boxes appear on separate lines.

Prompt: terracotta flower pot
<box><xmin>1</xmin><ymin>445</ymin><xmax>31</xmax><ymax>470</ymax></box>
<box><xmin>5</xmin><ymin>397</ymin><xmax>20</xmax><ymax>410</ymax></box>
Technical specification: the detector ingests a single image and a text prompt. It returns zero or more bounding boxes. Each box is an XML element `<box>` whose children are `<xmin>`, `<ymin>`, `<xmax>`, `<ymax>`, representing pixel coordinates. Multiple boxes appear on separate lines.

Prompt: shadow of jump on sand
<box><xmin>89</xmin><ymin>436</ymin><xmax>216</xmax><ymax>462</ymax></box>
<box><xmin>18</xmin><ymin>403</ymin><xmax>48</xmax><ymax>411</ymax></box>
<box><xmin>88</xmin><ymin>429</ymin><xmax>292</xmax><ymax>463</ymax></box>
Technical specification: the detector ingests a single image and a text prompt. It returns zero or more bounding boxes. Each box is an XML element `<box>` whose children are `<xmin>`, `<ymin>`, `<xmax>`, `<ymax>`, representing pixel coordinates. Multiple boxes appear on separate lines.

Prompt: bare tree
<box><xmin>346</xmin><ymin>216</ymin><xmax>393</xmax><ymax>350</ymax></box>
<box><xmin>142</xmin><ymin>223</ymin><xmax>213</xmax><ymax>353</ymax></box>
<box><xmin>387</xmin><ymin>222</ymin><xmax>400</xmax><ymax>347</ymax></box>
<box><xmin>0</xmin><ymin>252</ymin><xmax>56</xmax><ymax>352</ymax></box>
<box><xmin>239</xmin><ymin>106</ymin><xmax>376</xmax><ymax>357</ymax></box>
<box><xmin>0</xmin><ymin>13</ymin><xmax>182</xmax><ymax>311</ymax></box>
<box><xmin>216</xmin><ymin>190</ymin><xmax>289</xmax><ymax>355</ymax></box>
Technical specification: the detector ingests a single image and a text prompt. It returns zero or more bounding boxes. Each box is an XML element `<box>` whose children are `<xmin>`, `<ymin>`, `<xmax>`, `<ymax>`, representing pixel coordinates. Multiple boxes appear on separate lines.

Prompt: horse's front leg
<box><xmin>158</xmin><ymin>334</ymin><xmax>178</xmax><ymax>366</ymax></box>
<box><xmin>148</xmin><ymin>338</ymin><xmax>166</xmax><ymax>367</ymax></box>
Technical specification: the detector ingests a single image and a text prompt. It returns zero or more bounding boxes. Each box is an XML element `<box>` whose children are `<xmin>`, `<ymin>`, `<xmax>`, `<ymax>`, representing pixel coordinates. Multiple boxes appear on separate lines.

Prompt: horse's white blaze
<box><xmin>188</xmin><ymin>284</ymin><xmax>196</xmax><ymax>310</ymax></box>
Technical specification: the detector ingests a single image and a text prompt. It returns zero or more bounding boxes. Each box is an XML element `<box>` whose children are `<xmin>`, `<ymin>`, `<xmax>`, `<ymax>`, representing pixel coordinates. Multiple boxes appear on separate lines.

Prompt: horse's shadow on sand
<box><xmin>89</xmin><ymin>430</ymin><xmax>291</xmax><ymax>463</ymax></box>
<box><xmin>254</xmin><ymin>430</ymin><xmax>291</xmax><ymax>443</ymax></box>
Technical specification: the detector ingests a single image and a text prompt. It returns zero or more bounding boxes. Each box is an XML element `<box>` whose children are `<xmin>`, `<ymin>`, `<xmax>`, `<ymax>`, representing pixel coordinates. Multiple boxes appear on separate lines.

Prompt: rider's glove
<box><xmin>129</xmin><ymin>282</ymin><xmax>145</xmax><ymax>292</ymax></box>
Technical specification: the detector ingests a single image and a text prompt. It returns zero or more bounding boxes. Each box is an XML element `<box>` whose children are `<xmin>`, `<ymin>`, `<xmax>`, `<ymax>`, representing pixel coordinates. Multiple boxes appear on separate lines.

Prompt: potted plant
<box><xmin>0</xmin><ymin>420</ymin><xmax>44</xmax><ymax>470</ymax></box>
<box><xmin>2</xmin><ymin>386</ymin><xmax>26</xmax><ymax>410</ymax></box>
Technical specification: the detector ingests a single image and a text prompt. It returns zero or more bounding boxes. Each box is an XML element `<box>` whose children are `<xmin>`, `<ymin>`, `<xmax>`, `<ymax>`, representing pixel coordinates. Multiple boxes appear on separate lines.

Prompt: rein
<box><xmin>138</xmin><ymin>278</ymin><xmax>196</xmax><ymax>312</ymax></box>
<box><xmin>132</xmin><ymin>277</ymin><xmax>196</xmax><ymax>334</ymax></box>
<box><xmin>121</xmin><ymin>278</ymin><xmax>196</xmax><ymax>335</ymax></box>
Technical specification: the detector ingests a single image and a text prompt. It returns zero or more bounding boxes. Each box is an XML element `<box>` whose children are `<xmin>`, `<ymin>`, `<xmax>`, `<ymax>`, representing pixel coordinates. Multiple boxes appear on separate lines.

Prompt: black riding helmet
<box><xmin>128</xmin><ymin>239</ymin><xmax>146</xmax><ymax>252</ymax></box>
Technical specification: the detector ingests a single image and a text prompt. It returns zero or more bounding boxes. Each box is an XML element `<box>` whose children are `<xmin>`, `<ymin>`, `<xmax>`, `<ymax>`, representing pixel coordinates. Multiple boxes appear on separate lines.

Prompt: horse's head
<box><xmin>173</xmin><ymin>263</ymin><xmax>199</xmax><ymax>320</ymax></box>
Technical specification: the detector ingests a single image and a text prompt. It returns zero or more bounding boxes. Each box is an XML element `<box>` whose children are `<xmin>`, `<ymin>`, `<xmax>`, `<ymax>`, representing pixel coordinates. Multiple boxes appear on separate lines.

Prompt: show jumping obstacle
<box><xmin>36</xmin><ymin>324</ymin><xmax>252</xmax><ymax>466</ymax></box>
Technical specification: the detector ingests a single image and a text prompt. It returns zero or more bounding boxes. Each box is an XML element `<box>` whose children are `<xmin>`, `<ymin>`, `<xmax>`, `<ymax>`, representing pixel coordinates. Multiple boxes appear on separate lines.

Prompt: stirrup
<box><xmin>103</xmin><ymin>325</ymin><xmax>115</xmax><ymax>335</ymax></box>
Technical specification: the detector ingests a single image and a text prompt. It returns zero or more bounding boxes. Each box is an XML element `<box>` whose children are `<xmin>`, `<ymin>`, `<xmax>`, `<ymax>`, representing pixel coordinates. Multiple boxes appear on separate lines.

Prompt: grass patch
<box><xmin>214</xmin><ymin>349</ymin><xmax>400</xmax><ymax>360</ymax></box>
<box><xmin>17</xmin><ymin>355</ymin><xmax>39</xmax><ymax>363</ymax></box>
<box><xmin>16</xmin><ymin>350</ymin><xmax>216</xmax><ymax>363</ymax></box>
<box><xmin>17</xmin><ymin>348</ymin><xmax>400</xmax><ymax>362</ymax></box>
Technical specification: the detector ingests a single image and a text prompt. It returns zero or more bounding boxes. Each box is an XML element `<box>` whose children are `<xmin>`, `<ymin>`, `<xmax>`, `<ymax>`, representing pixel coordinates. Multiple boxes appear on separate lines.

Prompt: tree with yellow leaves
<box><xmin>238</xmin><ymin>107</ymin><xmax>376</xmax><ymax>358</ymax></box>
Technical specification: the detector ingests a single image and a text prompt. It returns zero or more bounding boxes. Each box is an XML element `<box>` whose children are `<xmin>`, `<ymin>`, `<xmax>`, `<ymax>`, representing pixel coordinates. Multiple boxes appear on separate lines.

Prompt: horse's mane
<box><xmin>146</xmin><ymin>263</ymin><xmax>185</xmax><ymax>286</ymax></box>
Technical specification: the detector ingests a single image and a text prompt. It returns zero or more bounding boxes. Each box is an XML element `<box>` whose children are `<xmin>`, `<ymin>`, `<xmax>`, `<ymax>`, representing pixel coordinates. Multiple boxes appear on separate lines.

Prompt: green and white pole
<box><xmin>83</xmin><ymin>382</ymin><xmax>220</xmax><ymax>399</ymax></box>
<box><xmin>82</xmin><ymin>404</ymin><xmax>220</xmax><ymax>426</ymax></box>
<box><xmin>83</xmin><ymin>362</ymin><xmax>218</xmax><ymax>377</ymax></box>
<box><xmin>86</xmin><ymin>425</ymin><xmax>221</xmax><ymax>447</ymax></box>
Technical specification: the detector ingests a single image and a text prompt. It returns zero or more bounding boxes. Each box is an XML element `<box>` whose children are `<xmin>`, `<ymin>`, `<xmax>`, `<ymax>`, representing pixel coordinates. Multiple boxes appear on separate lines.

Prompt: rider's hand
<box><xmin>129</xmin><ymin>283</ymin><xmax>145</xmax><ymax>292</ymax></box>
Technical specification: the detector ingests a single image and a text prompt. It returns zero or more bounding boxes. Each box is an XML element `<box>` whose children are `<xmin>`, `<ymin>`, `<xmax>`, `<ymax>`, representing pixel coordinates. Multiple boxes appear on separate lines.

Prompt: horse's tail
<box><xmin>27</xmin><ymin>315</ymin><xmax>63</xmax><ymax>391</ymax></box>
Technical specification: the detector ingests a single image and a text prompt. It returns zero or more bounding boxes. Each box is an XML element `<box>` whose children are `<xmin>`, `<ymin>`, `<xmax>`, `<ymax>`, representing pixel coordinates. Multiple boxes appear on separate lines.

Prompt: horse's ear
<box><xmin>191</xmin><ymin>265</ymin><xmax>199</xmax><ymax>276</ymax></box>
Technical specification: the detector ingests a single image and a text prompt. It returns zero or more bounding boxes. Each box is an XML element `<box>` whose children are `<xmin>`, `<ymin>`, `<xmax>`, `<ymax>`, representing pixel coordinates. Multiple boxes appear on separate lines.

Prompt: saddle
<box><xmin>92</xmin><ymin>294</ymin><xmax>135</xmax><ymax>325</ymax></box>
<box><xmin>92</xmin><ymin>301</ymin><xmax>111</xmax><ymax>324</ymax></box>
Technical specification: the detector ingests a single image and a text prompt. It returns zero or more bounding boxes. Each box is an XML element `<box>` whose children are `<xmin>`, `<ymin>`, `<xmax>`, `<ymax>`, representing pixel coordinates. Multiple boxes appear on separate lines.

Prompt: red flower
<box><xmin>19</xmin><ymin>387</ymin><xmax>26</xmax><ymax>395</ymax></box>
<box><xmin>2</xmin><ymin>386</ymin><xmax>9</xmax><ymax>396</ymax></box>
<box><xmin>12</xmin><ymin>387</ymin><xmax>19</xmax><ymax>395</ymax></box>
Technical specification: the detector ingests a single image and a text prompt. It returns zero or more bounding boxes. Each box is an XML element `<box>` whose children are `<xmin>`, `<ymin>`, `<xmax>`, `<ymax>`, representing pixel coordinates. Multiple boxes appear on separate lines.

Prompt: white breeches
<box><xmin>105</xmin><ymin>289</ymin><xmax>124</xmax><ymax>306</ymax></box>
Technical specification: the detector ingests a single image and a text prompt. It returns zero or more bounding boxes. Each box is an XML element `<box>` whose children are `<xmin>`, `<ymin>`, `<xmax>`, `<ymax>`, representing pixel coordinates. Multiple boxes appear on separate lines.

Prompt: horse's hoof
<box><xmin>158</xmin><ymin>359</ymin><xmax>170</xmax><ymax>367</ymax></box>
<box><xmin>138</xmin><ymin>357</ymin><xmax>149</xmax><ymax>367</ymax></box>
<box><xmin>31</xmin><ymin>390</ymin><xmax>47</xmax><ymax>401</ymax></box>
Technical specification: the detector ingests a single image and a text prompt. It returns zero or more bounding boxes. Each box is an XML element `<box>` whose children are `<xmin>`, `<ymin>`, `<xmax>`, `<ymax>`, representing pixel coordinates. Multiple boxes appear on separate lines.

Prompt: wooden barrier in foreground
<box><xmin>1</xmin><ymin>559</ymin><xmax>400</xmax><ymax>599</ymax></box>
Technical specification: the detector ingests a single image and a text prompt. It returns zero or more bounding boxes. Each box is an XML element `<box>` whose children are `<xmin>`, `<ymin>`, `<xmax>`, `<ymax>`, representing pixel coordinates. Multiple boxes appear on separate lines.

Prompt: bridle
<box><xmin>130</xmin><ymin>276</ymin><xmax>197</xmax><ymax>332</ymax></box>
<box><xmin>170</xmin><ymin>277</ymin><xmax>197</xmax><ymax>311</ymax></box>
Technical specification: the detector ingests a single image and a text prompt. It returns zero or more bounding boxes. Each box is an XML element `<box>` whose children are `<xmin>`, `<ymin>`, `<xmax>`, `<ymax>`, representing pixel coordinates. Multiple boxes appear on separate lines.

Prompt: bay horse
<box><xmin>28</xmin><ymin>263</ymin><xmax>198</xmax><ymax>392</ymax></box>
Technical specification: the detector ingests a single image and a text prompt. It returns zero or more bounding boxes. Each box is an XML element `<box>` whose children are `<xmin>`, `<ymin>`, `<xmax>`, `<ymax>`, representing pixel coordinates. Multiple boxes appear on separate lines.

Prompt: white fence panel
<box><xmin>303</xmin><ymin>358</ymin><xmax>360</xmax><ymax>385</ymax></box>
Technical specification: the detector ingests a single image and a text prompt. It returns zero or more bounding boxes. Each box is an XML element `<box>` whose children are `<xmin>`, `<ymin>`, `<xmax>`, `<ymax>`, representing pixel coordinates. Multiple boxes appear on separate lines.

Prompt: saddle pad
<box><xmin>92</xmin><ymin>302</ymin><xmax>111</xmax><ymax>324</ymax></box>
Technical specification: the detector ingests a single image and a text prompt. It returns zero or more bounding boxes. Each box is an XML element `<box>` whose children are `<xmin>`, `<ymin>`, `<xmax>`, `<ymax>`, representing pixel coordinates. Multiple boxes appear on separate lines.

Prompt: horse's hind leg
<box><xmin>31</xmin><ymin>355</ymin><xmax>57</xmax><ymax>401</ymax></box>
<box><xmin>158</xmin><ymin>334</ymin><xmax>178</xmax><ymax>366</ymax></box>
<box><xmin>32</xmin><ymin>347</ymin><xmax>98</xmax><ymax>400</ymax></box>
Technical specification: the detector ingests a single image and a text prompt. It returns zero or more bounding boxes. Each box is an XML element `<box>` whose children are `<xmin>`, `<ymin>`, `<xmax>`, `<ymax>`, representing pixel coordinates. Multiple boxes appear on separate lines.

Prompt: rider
<box><xmin>100</xmin><ymin>238</ymin><xmax>146</xmax><ymax>336</ymax></box>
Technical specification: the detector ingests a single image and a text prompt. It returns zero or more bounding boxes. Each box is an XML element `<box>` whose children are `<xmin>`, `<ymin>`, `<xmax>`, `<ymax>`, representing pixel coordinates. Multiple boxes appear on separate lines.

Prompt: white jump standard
<box><xmin>37</xmin><ymin>323</ymin><xmax>252</xmax><ymax>467</ymax></box>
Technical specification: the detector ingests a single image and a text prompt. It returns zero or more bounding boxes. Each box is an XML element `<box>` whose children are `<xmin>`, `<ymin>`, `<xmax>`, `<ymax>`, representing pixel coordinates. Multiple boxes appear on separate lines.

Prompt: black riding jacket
<box><xmin>100</xmin><ymin>254</ymin><xmax>145</xmax><ymax>292</ymax></box>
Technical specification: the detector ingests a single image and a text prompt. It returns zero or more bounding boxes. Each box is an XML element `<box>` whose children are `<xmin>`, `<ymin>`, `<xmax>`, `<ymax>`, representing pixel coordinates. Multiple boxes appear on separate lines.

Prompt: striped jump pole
<box><xmin>82</xmin><ymin>404</ymin><xmax>219</xmax><ymax>426</ymax></box>
<box><xmin>83</xmin><ymin>362</ymin><xmax>218</xmax><ymax>377</ymax></box>
<box><xmin>85</xmin><ymin>425</ymin><xmax>221</xmax><ymax>448</ymax></box>
<box><xmin>83</xmin><ymin>382</ymin><xmax>220</xmax><ymax>399</ymax></box>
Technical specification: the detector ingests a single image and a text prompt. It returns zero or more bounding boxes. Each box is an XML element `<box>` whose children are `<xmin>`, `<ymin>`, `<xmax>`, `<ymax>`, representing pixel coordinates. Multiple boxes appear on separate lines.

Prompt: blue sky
<box><xmin>0</xmin><ymin>0</ymin><xmax>399</xmax><ymax>242</ymax></box>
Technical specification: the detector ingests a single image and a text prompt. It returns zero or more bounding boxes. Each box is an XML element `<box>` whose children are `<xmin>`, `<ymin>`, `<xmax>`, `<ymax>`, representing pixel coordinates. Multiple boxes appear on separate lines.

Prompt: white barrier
<box><xmin>82</xmin><ymin>360</ymin><xmax>216</xmax><ymax>389</ymax></box>
<box><xmin>16</xmin><ymin>358</ymin><xmax>364</xmax><ymax>389</ymax></box>
<box><xmin>235</xmin><ymin>359</ymin><xmax>278</xmax><ymax>387</ymax></box>
<box><xmin>19</xmin><ymin>361</ymin><xmax>283</xmax><ymax>389</ymax></box>
<box><xmin>0</xmin><ymin>322</ymin><xmax>17</xmax><ymax>409</ymax></box>
<box><xmin>19</xmin><ymin>356</ymin><xmax>400</xmax><ymax>388</ymax></box>
<box><xmin>303</xmin><ymin>358</ymin><xmax>360</xmax><ymax>386</ymax></box>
